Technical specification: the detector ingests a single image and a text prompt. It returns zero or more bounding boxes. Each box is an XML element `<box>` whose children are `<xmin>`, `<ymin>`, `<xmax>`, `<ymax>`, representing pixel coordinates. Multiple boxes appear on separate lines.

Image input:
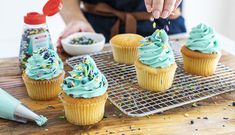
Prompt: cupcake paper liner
<box><xmin>22</xmin><ymin>71</ymin><xmax>65</xmax><ymax>101</ymax></box>
<box><xmin>181</xmin><ymin>46</ymin><xmax>221</xmax><ymax>76</ymax></box>
<box><xmin>59</xmin><ymin>92</ymin><xmax>108</xmax><ymax>125</ymax></box>
<box><xmin>111</xmin><ymin>44</ymin><xmax>139</xmax><ymax>64</ymax></box>
<box><xmin>135</xmin><ymin>60</ymin><xmax>177</xmax><ymax>92</ymax></box>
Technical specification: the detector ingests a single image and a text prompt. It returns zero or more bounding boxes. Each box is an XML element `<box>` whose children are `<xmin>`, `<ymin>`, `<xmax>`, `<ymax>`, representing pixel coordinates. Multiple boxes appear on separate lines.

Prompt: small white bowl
<box><xmin>61</xmin><ymin>32</ymin><xmax>105</xmax><ymax>56</ymax></box>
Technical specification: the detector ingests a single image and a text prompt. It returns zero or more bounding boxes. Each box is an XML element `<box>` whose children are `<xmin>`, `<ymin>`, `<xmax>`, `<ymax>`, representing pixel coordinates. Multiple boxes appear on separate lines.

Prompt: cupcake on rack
<box><xmin>135</xmin><ymin>29</ymin><xmax>177</xmax><ymax>92</ymax></box>
<box><xmin>22</xmin><ymin>48</ymin><xmax>64</xmax><ymax>100</ymax></box>
<box><xmin>59</xmin><ymin>56</ymin><xmax>108</xmax><ymax>125</ymax></box>
<box><xmin>110</xmin><ymin>34</ymin><xmax>144</xmax><ymax>64</ymax></box>
<box><xmin>181</xmin><ymin>23</ymin><xmax>221</xmax><ymax>76</ymax></box>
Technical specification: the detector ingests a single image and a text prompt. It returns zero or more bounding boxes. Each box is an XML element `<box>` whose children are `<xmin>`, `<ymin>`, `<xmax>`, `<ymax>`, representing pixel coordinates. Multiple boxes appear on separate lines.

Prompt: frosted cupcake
<box><xmin>135</xmin><ymin>29</ymin><xmax>177</xmax><ymax>92</ymax></box>
<box><xmin>110</xmin><ymin>34</ymin><xmax>144</xmax><ymax>64</ymax></box>
<box><xmin>59</xmin><ymin>56</ymin><xmax>108</xmax><ymax>125</ymax></box>
<box><xmin>22</xmin><ymin>48</ymin><xmax>64</xmax><ymax>100</ymax></box>
<box><xmin>181</xmin><ymin>23</ymin><xmax>221</xmax><ymax>76</ymax></box>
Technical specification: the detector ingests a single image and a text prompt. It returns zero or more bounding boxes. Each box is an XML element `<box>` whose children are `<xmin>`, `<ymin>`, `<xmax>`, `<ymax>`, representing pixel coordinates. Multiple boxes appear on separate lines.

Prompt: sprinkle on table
<box><xmin>184</xmin><ymin>113</ymin><xmax>189</xmax><ymax>117</ymax></box>
<box><xmin>59</xmin><ymin>115</ymin><xmax>65</xmax><ymax>119</ymax></box>
<box><xmin>47</xmin><ymin>105</ymin><xmax>55</xmax><ymax>109</ymax></box>
<box><xmin>190</xmin><ymin>120</ymin><xmax>194</xmax><ymax>125</ymax></box>
<box><xmin>232</xmin><ymin>102</ymin><xmax>235</xmax><ymax>106</ymax></box>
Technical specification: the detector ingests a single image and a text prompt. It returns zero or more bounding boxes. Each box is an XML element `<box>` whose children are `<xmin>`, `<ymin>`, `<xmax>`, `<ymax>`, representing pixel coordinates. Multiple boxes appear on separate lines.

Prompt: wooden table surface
<box><xmin>1</xmin><ymin>46</ymin><xmax>235</xmax><ymax>135</ymax></box>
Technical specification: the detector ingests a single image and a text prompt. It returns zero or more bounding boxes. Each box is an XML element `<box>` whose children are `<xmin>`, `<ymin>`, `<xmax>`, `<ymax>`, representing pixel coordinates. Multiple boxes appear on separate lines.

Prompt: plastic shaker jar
<box><xmin>19</xmin><ymin>0</ymin><xmax>62</xmax><ymax>70</ymax></box>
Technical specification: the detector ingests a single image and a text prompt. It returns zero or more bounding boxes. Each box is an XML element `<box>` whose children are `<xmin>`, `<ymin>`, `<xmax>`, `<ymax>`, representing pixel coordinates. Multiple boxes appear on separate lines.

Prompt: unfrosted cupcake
<box><xmin>110</xmin><ymin>34</ymin><xmax>144</xmax><ymax>64</ymax></box>
<box><xmin>59</xmin><ymin>56</ymin><xmax>108</xmax><ymax>125</ymax></box>
<box><xmin>181</xmin><ymin>23</ymin><xmax>221</xmax><ymax>76</ymax></box>
<box><xmin>135</xmin><ymin>29</ymin><xmax>177</xmax><ymax>92</ymax></box>
<box><xmin>22</xmin><ymin>48</ymin><xmax>64</xmax><ymax>100</ymax></box>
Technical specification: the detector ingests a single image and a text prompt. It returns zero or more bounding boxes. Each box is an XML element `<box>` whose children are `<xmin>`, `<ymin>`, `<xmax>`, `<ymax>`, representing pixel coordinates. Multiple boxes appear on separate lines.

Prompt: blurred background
<box><xmin>0</xmin><ymin>0</ymin><xmax>235</xmax><ymax>58</ymax></box>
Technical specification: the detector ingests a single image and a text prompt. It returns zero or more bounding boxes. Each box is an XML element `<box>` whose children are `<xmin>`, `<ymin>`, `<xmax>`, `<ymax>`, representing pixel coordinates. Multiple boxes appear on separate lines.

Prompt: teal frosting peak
<box><xmin>62</xmin><ymin>56</ymin><xmax>108</xmax><ymax>98</ymax></box>
<box><xmin>25</xmin><ymin>48</ymin><xmax>64</xmax><ymax>80</ymax></box>
<box><xmin>186</xmin><ymin>23</ymin><xmax>221</xmax><ymax>54</ymax></box>
<box><xmin>35</xmin><ymin>115</ymin><xmax>48</xmax><ymax>126</ymax></box>
<box><xmin>138</xmin><ymin>29</ymin><xmax>175</xmax><ymax>68</ymax></box>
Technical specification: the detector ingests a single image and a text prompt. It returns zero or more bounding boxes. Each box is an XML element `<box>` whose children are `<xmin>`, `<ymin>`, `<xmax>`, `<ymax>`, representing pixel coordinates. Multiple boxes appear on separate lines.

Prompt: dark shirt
<box><xmin>82</xmin><ymin>0</ymin><xmax>186</xmax><ymax>40</ymax></box>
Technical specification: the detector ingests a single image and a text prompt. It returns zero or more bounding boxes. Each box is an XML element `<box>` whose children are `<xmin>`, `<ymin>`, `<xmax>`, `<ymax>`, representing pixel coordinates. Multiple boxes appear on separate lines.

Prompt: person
<box><xmin>57</xmin><ymin>0</ymin><xmax>186</xmax><ymax>53</ymax></box>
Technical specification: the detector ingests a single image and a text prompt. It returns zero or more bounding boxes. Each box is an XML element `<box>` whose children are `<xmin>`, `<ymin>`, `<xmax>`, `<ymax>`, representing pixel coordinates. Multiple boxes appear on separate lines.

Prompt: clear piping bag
<box><xmin>0</xmin><ymin>88</ymin><xmax>47</xmax><ymax>126</ymax></box>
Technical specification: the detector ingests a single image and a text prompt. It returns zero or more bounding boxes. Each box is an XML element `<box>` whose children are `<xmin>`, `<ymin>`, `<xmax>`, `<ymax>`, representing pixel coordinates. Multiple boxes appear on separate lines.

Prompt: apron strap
<box><xmin>82</xmin><ymin>2</ymin><xmax>181</xmax><ymax>37</ymax></box>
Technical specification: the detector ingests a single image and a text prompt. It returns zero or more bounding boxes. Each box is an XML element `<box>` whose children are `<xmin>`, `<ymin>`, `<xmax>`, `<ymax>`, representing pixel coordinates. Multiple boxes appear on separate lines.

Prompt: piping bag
<box><xmin>0</xmin><ymin>88</ymin><xmax>47</xmax><ymax>126</ymax></box>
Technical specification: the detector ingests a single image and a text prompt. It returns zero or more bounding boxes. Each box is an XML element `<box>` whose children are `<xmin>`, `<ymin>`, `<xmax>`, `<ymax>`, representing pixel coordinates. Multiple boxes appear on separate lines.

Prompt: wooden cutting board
<box><xmin>1</xmin><ymin>46</ymin><xmax>235</xmax><ymax>135</ymax></box>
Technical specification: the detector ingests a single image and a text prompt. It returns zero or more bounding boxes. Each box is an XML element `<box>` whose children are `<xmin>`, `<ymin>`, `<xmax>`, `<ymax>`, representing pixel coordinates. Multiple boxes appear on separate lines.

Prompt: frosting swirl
<box><xmin>62</xmin><ymin>56</ymin><xmax>108</xmax><ymax>98</ymax></box>
<box><xmin>186</xmin><ymin>23</ymin><xmax>220</xmax><ymax>54</ymax></box>
<box><xmin>138</xmin><ymin>29</ymin><xmax>175</xmax><ymax>68</ymax></box>
<box><xmin>25</xmin><ymin>48</ymin><xmax>63</xmax><ymax>80</ymax></box>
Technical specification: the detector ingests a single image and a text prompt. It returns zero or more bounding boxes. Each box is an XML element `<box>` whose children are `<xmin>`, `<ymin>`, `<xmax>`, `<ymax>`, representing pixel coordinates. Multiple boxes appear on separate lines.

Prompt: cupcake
<box><xmin>135</xmin><ymin>29</ymin><xmax>177</xmax><ymax>92</ymax></box>
<box><xmin>181</xmin><ymin>23</ymin><xmax>221</xmax><ymax>76</ymax></box>
<box><xmin>59</xmin><ymin>56</ymin><xmax>108</xmax><ymax>125</ymax></box>
<box><xmin>110</xmin><ymin>34</ymin><xmax>144</xmax><ymax>64</ymax></box>
<box><xmin>22</xmin><ymin>48</ymin><xmax>64</xmax><ymax>100</ymax></box>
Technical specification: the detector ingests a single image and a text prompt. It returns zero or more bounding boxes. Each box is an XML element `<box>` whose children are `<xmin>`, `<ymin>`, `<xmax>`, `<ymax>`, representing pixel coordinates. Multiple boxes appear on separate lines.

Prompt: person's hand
<box><xmin>144</xmin><ymin>0</ymin><xmax>182</xmax><ymax>19</ymax></box>
<box><xmin>56</xmin><ymin>20</ymin><xmax>95</xmax><ymax>53</ymax></box>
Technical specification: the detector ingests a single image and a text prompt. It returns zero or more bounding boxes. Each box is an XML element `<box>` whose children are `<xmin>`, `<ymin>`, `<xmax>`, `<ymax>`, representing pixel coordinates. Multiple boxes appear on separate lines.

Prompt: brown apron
<box><xmin>81</xmin><ymin>2</ymin><xmax>181</xmax><ymax>37</ymax></box>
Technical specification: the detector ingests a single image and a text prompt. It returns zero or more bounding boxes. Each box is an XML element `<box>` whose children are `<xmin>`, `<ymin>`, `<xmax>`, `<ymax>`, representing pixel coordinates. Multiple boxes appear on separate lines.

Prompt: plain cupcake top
<box><xmin>25</xmin><ymin>48</ymin><xmax>64</xmax><ymax>80</ymax></box>
<box><xmin>62</xmin><ymin>56</ymin><xmax>108</xmax><ymax>98</ymax></box>
<box><xmin>110</xmin><ymin>34</ymin><xmax>144</xmax><ymax>47</ymax></box>
<box><xmin>138</xmin><ymin>29</ymin><xmax>175</xmax><ymax>68</ymax></box>
<box><xmin>186</xmin><ymin>23</ymin><xmax>221</xmax><ymax>54</ymax></box>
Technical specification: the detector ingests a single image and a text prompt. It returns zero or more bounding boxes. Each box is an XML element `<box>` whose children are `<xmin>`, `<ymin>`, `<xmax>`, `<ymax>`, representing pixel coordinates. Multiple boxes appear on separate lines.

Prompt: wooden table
<box><xmin>1</xmin><ymin>46</ymin><xmax>235</xmax><ymax>135</ymax></box>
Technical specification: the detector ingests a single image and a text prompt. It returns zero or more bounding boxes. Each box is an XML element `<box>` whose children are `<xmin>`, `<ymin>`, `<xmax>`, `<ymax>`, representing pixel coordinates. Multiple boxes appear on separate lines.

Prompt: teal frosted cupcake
<box><xmin>59</xmin><ymin>56</ymin><xmax>108</xmax><ymax>125</ymax></box>
<box><xmin>22</xmin><ymin>48</ymin><xmax>64</xmax><ymax>100</ymax></box>
<box><xmin>135</xmin><ymin>29</ymin><xmax>177</xmax><ymax>92</ymax></box>
<box><xmin>181</xmin><ymin>23</ymin><xmax>221</xmax><ymax>76</ymax></box>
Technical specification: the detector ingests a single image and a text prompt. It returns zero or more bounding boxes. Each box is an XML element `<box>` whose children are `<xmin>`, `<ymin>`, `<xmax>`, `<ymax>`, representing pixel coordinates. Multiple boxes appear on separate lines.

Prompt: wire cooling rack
<box><xmin>66</xmin><ymin>43</ymin><xmax>235</xmax><ymax>117</ymax></box>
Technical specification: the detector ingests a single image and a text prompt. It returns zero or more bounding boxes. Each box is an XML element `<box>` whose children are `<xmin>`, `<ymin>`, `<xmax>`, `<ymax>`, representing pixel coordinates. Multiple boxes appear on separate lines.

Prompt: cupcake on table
<box><xmin>181</xmin><ymin>23</ymin><xmax>221</xmax><ymax>76</ymax></box>
<box><xmin>110</xmin><ymin>34</ymin><xmax>144</xmax><ymax>64</ymax></box>
<box><xmin>22</xmin><ymin>48</ymin><xmax>64</xmax><ymax>100</ymax></box>
<box><xmin>135</xmin><ymin>29</ymin><xmax>177</xmax><ymax>92</ymax></box>
<box><xmin>59</xmin><ymin>56</ymin><xmax>108</xmax><ymax>125</ymax></box>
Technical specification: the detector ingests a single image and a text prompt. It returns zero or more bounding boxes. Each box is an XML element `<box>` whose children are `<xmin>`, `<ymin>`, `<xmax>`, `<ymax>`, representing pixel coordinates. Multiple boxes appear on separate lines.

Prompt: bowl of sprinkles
<box><xmin>61</xmin><ymin>32</ymin><xmax>105</xmax><ymax>56</ymax></box>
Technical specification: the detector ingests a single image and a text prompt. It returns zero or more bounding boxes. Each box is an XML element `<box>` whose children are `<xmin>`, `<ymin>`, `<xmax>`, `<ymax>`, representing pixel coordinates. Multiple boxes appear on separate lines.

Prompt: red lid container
<box><xmin>24</xmin><ymin>0</ymin><xmax>62</xmax><ymax>25</ymax></box>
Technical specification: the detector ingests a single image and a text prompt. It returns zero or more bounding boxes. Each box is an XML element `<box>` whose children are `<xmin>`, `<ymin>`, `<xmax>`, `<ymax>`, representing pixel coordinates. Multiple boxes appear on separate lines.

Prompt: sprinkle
<box><xmin>47</xmin><ymin>105</ymin><xmax>55</xmax><ymax>109</ymax></box>
<box><xmin>146</xmin><ymin>115</ymin><xmax>151</xmax><ymax>118</ymax></box>
<box><xmin>77</xmin><ymin>66</ymin><xmax>83</xmax><ymax>70</ymax></box>
<box><xmin>168</xmin><ymin>21</ymin><xmax>171</xmax><ymax>25</ymax></box>
<box><xmin>166</xmin><ymin>25</ymin><xmax>169</xmax><ymax>32</ymax></box>
<box><xmin>184</xmin><ymin>113</ymin><xmax>189</xmax><ymax>117</ymax></box>
<box><xmin>95</xmin><ymin>77</ymin><xmax>100</xmax><ymax>82</ymax></box>
<box><xmin>203</xmin><ymin>117</ymin><xmax>208</xmax><ymax>120</ymax></box>
<box><xmin>223</xmin><ymin>117</ymin><xmax>229</xmax><ymax>120</ymax></box>
<box><xmin>192</xmin><ymin>103</ymin><xmax>198</xmax><ymax>107</ymax></box>
<box><xmin>232</xmin><ymin>102</ymin><xmax>235</xmax><ymax>106</ymax></box>
<box><xmin>59</xmin><ymin>115</ymin><xmax>65</xmax><ymax>119</ymax></box>
<box><xmin>190</xmin><ymin>120</ymin><xmax>194</xmax><ymax>125</ymax></box>
<box><xmin>222</xmin><ymin>125</ymin><xmax>225</xmax><ymax>127</ymax></box>
<box><xmin>153</xmin><ymin>22</ymin><xmax>157</xmax><ymax>29</ymax></box>
<box><xmin>76</xmin><ymin>76</ymin><xmax>82</xmax><ymax>80</ymax></box>
<box><xmin>162</xmin><ymin>44</ymin><xmax>168</xmax><ymax>49</ymax></box>
<box><xmin>109</xmin><ymin>131</ymin><xmax>116</xmax><ymax>134</ymax></box>
<box><xmin>42</xmin><ymin>64</ymin><xmax>47</xmax><ymax>68</ymax></box>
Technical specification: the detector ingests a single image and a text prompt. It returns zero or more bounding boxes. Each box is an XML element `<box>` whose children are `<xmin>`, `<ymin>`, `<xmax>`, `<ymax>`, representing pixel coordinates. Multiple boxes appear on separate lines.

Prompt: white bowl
<box><xmin>61</xmin><ymin>32</ymin><xmax>105</xmax><ymax>56</ymax></box>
